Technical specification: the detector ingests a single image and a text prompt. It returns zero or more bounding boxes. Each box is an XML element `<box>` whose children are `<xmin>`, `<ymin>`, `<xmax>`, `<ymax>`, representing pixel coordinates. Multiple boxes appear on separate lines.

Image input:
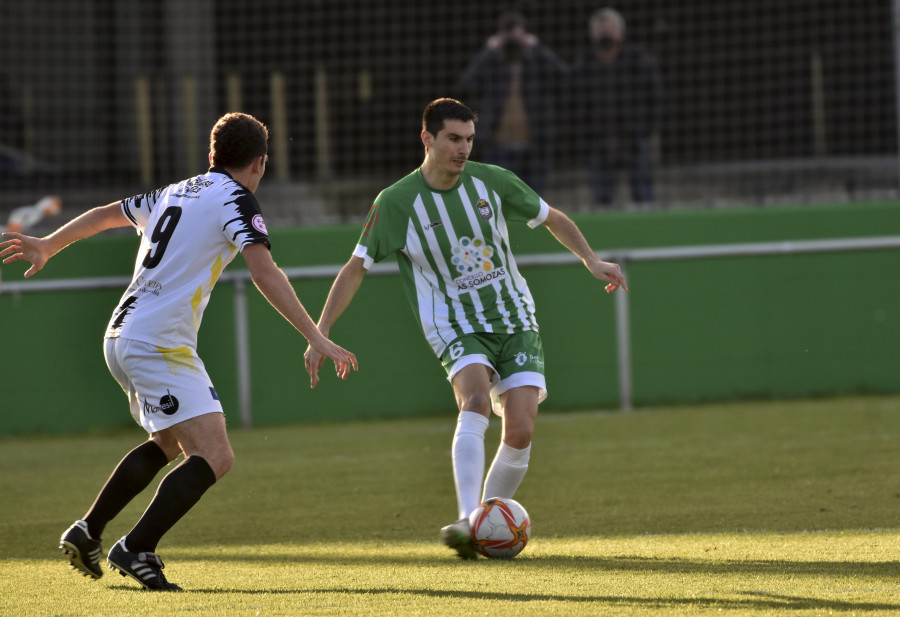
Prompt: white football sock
<box><xmin>452</xmin><ymin>411</ymin><xmax>489</xmax><ymax>520</ymax></box>
<box><xmin>483</xmin><ymin>441</ymin><xmax>531</xmax><ymax>501</ymax></box>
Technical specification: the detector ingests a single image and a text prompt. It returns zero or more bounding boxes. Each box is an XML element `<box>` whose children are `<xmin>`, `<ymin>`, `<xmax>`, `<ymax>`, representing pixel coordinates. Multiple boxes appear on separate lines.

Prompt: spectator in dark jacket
<box><xmin>571</xmin><ymin>8</ymin><xmax>664</xmax><ymax>207</ymax></box>
<box><xmin>457</xmin><ymin>11</ymin><xmax>568</xmax><ymax>194</ymax></box>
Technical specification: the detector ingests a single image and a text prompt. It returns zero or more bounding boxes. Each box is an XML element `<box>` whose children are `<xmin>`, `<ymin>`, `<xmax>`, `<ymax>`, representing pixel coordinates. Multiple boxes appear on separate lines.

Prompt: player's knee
<box><xmin>211</xmin><ymin>446</ymin><xmax>235</xmax><ymax>480</ymax></box>
<box><xmin>502</xmin><ymin>417</ymin><xmax>534</xmax><ymax>449</ymax></box>
<box><xmin>459</xmin><ymin>390</ymin><xmax>492</xmax><ymax>415</ymax></box>
<box><xmin>503</xmin><ymin>427</ymin><xmax>533</xmax><ymax>450</ymax></box>
<box><xmin>195</xmin><ymin>443</ymin><xmax>234</xmax><ymax>480</ymax></box>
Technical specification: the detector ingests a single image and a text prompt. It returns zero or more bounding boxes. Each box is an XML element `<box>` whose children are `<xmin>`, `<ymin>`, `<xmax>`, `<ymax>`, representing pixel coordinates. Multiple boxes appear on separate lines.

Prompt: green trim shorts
<box><xmin>440</xmin><ymin>330</ymin><xmax>547</xmax><ymax>415</ymax></box>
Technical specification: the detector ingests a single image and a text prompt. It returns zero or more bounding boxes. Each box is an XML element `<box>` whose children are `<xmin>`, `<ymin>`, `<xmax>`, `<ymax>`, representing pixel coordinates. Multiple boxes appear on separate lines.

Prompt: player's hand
<box><xmin>0</xmin><ymin>232</ymin><xmax>49</xmax><ymax>278</ymax></box>
<box><xmin>304</xmin><ymin>339</ymin><xmax>358</xmax><ymax>388</ymax></box>
<box><xmin>587</xmin><ymin>259</ymin><xmax>628</xmax><ymax>293</ymax></box>
<box><xmin>304</xmin><ymin>345</ymin><xmax>327</xmax><ymax>388</ymax></box>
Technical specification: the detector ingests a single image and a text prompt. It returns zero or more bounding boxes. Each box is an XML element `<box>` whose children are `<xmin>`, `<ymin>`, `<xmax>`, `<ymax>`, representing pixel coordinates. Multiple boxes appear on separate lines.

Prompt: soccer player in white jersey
<box><xmin>0</xmin><ymin>113</ymin><xmax>357</xmax><ymax>589</ymax></box>
<box><xmin>304</xmin><ymin>98</ymin><xmax>627</xmax><ymax>558</ymax></box>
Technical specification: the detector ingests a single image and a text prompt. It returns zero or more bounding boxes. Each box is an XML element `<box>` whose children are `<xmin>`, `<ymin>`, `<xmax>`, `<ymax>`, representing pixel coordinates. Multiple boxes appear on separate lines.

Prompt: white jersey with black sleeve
<box><xmin>105</xmin><ymin>167</ymin><xmax>270</xmax><ymax>349</ymax></box>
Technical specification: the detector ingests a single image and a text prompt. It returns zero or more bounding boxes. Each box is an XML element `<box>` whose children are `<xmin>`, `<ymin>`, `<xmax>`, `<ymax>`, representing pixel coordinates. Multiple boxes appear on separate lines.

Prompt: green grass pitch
<box><xmin>1</xmin><ymin>395</ymin><xmax>898</xmax><ymax>616</ymax></box>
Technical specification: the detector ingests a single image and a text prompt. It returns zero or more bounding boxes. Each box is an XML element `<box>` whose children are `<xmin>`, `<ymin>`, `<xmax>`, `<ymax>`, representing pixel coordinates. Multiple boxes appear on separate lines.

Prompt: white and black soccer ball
<box><xmin>468</xmin><ymin>497</ymin><xmax>531</xmax><ymax>559</ymax></box>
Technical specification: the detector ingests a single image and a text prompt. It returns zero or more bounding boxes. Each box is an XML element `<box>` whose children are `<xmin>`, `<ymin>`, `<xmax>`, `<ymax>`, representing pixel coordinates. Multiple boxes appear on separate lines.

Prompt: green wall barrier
<box><xmin>1</xmin><ymin>201</ymin><xmax>898</xmax><ymax>435</ymax></box>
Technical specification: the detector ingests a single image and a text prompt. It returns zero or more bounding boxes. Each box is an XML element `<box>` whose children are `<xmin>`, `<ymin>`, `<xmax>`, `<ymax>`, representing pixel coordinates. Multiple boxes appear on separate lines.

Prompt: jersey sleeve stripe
<box><xmin>120</xmin><ymin>199</ymin><xmax>139</xmax><ymax>227</ymax></box>
<box><xmin>352</xmin><ymin>244</ymin><xmax>375</xmax><ymax>269</ymax></box>
<box><xmin>527</xmin><ymin>199</ymin><xmax>551</xmax><ymax>228</ymax></box>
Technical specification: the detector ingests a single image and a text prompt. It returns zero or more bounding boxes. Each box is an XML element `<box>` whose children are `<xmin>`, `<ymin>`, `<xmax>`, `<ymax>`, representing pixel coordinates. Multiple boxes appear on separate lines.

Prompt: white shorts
<box><xmin>104</xmin><ymin>337</ymin><xmax>224</xmax><ymax>433</ymax></box>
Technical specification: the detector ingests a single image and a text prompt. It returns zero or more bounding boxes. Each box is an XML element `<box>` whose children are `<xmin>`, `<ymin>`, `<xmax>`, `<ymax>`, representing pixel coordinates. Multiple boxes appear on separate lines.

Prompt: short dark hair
<box><xmin>209</xmin><ymin>112</ymin><xmax>269</xmax><ymax>169</ymax></box>
<box><xmin>422</xmin><ymin>98</ymin><xmax>477</xmax><ymax>138</ymax></box>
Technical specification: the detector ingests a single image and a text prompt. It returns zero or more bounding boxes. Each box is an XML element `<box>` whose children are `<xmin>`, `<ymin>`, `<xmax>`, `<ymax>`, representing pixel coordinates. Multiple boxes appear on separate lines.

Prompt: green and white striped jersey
<box><xmin>353</xmin><ymin>161</ymin><xmax>549</xmax><ymax>356</ymax></box>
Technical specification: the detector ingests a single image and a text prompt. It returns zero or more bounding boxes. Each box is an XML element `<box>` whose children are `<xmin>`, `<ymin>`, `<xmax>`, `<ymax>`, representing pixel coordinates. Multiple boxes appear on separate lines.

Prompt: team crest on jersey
<box><xmin>476</xmin><ymin>199</ymin><xmax>493</xmax><ymax>220</ymax></box>
<box><xmin>252</xmin><ymin>214</ymin><xmax>267</xmax><ymax>234</ymax></box>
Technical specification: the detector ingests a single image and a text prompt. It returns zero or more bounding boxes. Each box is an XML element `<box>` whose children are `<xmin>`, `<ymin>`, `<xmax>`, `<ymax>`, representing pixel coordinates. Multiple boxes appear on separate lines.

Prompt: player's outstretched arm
<box><xmin>541</xmin><ymin>206</ymin><xmax>628</xmax><ymax>293</ymax></box>
<box><xmin>242</xmin><ymin>244</ymin><xmax>358</xmax><ymax>382</ymax></box>
<box><xmin>304</xmin><ymin>255</ymin><xmax>367</xmax><ymax>389</ymax></box>
<box><xmin>0</xmin><ymin>202</ymin><xmax>130</xmax><ymax>278</ymax></box>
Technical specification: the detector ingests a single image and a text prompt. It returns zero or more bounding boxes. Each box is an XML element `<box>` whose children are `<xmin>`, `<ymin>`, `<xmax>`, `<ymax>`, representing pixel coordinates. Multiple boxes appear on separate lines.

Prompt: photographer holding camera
<box><xmin>456</xmin><ymin>10</ymin><xmax>568</xmax><ymax>194</ymax></box>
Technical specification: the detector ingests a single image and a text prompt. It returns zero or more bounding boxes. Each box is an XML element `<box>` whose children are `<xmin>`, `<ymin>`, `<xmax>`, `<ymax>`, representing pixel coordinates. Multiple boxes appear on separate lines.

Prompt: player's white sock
<box><xmin>452</xmin><ymin>411</ymin><xmax>489</xmax><ymax>520</ymax></box>
<box><xmin>483</xmin><ymin>441</ymin><xmax>531</xmax><ymax>501</ymax></box>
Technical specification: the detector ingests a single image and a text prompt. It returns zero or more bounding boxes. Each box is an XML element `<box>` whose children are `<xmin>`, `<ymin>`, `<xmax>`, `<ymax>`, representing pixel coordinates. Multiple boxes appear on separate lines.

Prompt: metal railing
<box><xmin>3</xmin><ymin>235</ymin><xmax>899</xmax><ymax>426</ymax></box>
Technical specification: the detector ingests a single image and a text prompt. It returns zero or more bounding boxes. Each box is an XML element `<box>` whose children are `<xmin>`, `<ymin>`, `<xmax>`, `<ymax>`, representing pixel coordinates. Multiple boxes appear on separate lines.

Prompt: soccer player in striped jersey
<box><xmin>304</xmin><ymin>98</ymin><xmax>626</xmax><ymax>559</ymax></box>
<box><xmin>1</xmin><ymin>113</ymin><xmax>357</xmax><ymax>588</ymax></box>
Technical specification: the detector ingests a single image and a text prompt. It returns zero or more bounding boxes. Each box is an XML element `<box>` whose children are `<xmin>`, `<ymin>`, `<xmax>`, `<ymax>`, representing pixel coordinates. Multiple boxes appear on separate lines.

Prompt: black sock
<box><xmin>125</xmin><ymin>455</ymin><xmax>217</xmax><ymax>553</ymax></box>
<box><xmin>83</xmin><ymin>440</ymin><xmax>169</xmax><ymax>539</ymax></box>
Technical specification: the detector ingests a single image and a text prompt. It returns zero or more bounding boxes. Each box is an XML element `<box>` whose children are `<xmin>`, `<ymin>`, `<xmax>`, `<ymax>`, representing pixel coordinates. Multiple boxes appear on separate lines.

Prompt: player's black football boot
<box><xmin>59</xmin><ymin>520</ymin><xmax>104</xmax><ymax>579</ymax></box>
<box><xmin>107</xmin><ymin>538</ymin><xmax>183</xmax><ymax>591</ymax></box>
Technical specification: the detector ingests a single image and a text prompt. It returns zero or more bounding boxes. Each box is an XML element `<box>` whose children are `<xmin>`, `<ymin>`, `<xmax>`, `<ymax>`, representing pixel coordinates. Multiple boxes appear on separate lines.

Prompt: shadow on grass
<box><xmin>176</xmin><ymin>550</ymin><xmax>900</xmax><ymax>579</ymax></box>
<box><xmin>167</xmin><ymin>586</ymin><xmax>900</xmax><ymax>612</ymax></box>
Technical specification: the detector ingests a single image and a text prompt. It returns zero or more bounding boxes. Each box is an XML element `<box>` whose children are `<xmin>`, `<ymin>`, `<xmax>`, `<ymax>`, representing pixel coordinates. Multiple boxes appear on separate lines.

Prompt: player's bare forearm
<box><xmin>243</xmin><ymin>245</ymin><xmax>359</xmax><ymax>381</ymax></box>
<box><xmin>302</xmin><ymin>256</ymin><xmax>365</xmax><ymax>388</ymax></box>
<box><xmin>542</xmin><ymin>206</ymin><xmax>596</xmax><ymax>265</ymax></box>
<box><xmin>316</xmin><ymin>256</ymin><xmax>367</xmax><ymax>337</ymax></box>
<box><xmin>43</xmin><ymin>202</ymin><xmax>130</xmax><ymax>255</ymax></box>
<box><xmin>303</xmin><ymin>256</ymin><xmax>366</xmax><ymax>388</ymax></box>
<box><xmin>542</xmin><ymin>206</ymin><xmax>628</xmax><ymax>292</ymax></box>
<box><xmin>243</xmin><ymin>244</ymin><xmax>328</xmax><ymax>346</ymax></box>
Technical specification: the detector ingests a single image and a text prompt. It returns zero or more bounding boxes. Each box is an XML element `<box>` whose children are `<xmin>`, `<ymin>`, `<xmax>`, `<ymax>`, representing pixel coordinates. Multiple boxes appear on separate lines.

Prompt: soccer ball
<box><xmin>468</xmin><ymin>497</ymin><xmax>531</xmax><ymax>559</ymax></box>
